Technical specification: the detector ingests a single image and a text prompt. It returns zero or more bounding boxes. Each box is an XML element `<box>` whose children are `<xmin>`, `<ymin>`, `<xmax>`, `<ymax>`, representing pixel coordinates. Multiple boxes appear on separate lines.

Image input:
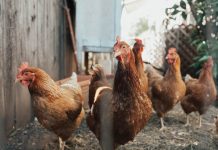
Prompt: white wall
<box><xmin>76</xmin><ymin>0</ymin><xmax>122</xmax><ymax>69</ymax></box>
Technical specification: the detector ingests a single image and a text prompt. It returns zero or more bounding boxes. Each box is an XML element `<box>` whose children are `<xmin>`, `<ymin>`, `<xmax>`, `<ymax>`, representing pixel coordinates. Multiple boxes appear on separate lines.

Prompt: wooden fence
<box><xmin>0</xmin><ymin>0</ymin><xmax>74</xmax><ymax>147</ymax></box>
<box><xmin>165</xmin><ymin>25</ymin><xmax>199</xmax><ymax>76</ymax></box>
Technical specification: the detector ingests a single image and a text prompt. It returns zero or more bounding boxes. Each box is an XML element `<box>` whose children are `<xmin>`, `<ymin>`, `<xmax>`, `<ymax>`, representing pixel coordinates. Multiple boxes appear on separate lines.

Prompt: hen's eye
<box><xmin>24</xmin><ymin>72</ymin><xmax>29</xmax><ymax>75</ymax></box>
<box><xmin>122</xmin><ymin>46</ymin><xmax>126</xmax><ymax>48</ymax></box>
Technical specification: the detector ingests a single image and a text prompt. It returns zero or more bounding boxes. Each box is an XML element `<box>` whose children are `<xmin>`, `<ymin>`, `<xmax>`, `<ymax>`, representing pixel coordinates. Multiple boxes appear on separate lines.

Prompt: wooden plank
<box><xmin>0</xmin><ymin>0</ymin><xmax>6</xmax><ymax>147</ymax></box>
<box><xmin>3</xmin><ymin>0</ymin><xmax>17</xmax><ymax>134</ymax></box>
<box><xmin>36</xmin><ymin>0</ymin><xmax>60</xmax><ymax>79</ymax></box>
<box><xmin>14</xmin><ymin>0</ymin><xmax>34</xmax><ymax>128</ymax></box>
<box><xmin>36</xmin><ymin>0</ymin><xmax>46</xmax><ymax>71</ymax></box>
<box><xmin>43</xmin><ymin>0</ymin><xmax>50</xmax><ymax>73</ymax></box>
<box><xmin>47</xmin><ymin>0</ymin><xmax>60</xmax><ymax>80</ymax></box>
<box><xmin>52</xmin><ymin>0</ymin><xmax>61</xmax><ymax>80</ymax></box>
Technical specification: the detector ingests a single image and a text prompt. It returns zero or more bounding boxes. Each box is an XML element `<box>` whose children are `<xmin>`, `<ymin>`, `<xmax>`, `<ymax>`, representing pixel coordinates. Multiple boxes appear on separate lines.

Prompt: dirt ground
<box><xmin>6</xmin><ymin>104</ymin><xmax>218</xmax><ymax>150</ymax></box>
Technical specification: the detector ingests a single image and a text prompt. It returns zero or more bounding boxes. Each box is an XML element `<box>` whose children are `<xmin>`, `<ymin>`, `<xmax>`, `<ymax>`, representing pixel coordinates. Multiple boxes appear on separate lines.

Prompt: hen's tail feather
<box><xmin>61</xmin><ymin>72</ymin><xmax>82</xmax><ymax>94</ymax></box>
<box><xmin>88</xmin><ymin>64</ymin><xmax>111</xmax><ymax>109</ymax></box>
<box><xmin>143</xmin><ymin>61</ymin><xmax>164</xmax><ymax>73</ymax></box>
<box><xmin>145</xmin><ymin>63</ymin><xmax>163</xmax><ymax>86</ymax></box>
<box><xmin>184</xmin><ymin>74</ymin><xmax>197</xmax><ymax>83</ymax></box>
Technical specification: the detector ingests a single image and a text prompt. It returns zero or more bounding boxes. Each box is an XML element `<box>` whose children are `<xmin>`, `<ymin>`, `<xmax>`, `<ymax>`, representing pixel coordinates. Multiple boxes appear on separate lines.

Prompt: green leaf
<box><xmin>196</xmin><ymin>0</ymin><xmax>205</xmax><ymax>3</ymax></box>
<box><xmin>198</xmin><ymin>55</ymin><xmax>209</xmax><ymax>62</ymax></box>
<box><xmin>165</xmin><ymin>8</ymin><xmax>169</xmax><ymax>15</ymax></box>
<box><xmin>181</xmin><ymin>11</ymin><xmax>187</xmax><ymax>20</ymax></box>
<box><xmin>190</xmin><ymin>62</ymin><xmax>200</xmax><ymax>68</ymax></box>
<box><xmin>193</xmin><ymin>56</ymin><xmax>201</xmax><ymax>61</ymax></box>
<box><xmin>166</xmin><ymin>5</ymin><xmax>179</xmax><ymax>16</ymax></box>
<box><xmin>180</xmin><ymin>0</ymin><xmax>186</xmax><ymax>9</ymax></box>
<box><xmin>171</xmin><ymin>9</ymin><xmax>180</xmax><ymax>15</ymax></box>
<box><xmin>191</xmin><ymin>39</ymin><xmax>202</xmax><ymax>45</ymax></box>
<box><xmin>169</xmin><ymin>16</ymin><xmax>176</xmax><ymax>20</ymax></box>
<box><xmin>172</xmin><ymin>4</ymin><xmax>179</xmax><ymax>9</ymax></box>
<box><xmin>196</xmin><ymin>41</ymin><xmax>207</xmax><ymax>52</ymax></box>
<box><xmin>196</xmin><ymin>14</ymin><xmax>204</xmax><ymax>25</ymax></box>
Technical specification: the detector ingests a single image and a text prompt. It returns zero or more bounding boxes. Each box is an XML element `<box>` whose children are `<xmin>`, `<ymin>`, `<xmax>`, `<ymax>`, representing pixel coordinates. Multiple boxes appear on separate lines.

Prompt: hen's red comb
<box><xmin>18</xmin><ymin>62</ymin><xmax>29</xmax><ymax>73</ymax></box>
<box><xmin>135</xmin><ymin>38</ymin><xmax>143</xmax><ymax>45</ymax></box>
<box><xmin>116</xmin><ymin>36</ymin><xmax>121</xmax><ymax>43</ymax></box>
<box><xmin>168</xmin><ymin>47</ymin><xmax>177</xmax><ymax>53</ymax></box>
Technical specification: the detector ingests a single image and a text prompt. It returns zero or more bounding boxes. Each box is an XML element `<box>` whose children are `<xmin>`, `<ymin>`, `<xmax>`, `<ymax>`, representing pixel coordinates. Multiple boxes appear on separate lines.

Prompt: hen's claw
<box><xmin>184</xmin><ymin>123</ymin><xmax>190</xmax><ymax>127</ymax></box>
<box><xmin>159</xmin><ymin>126</ymin><xmax>167</xmax><ymax>131</ymax></box>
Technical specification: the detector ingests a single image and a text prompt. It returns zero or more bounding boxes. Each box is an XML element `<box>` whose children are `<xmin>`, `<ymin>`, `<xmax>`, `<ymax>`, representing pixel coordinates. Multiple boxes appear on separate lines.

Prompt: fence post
<box><xmin>0</xmin><ymin>111</ymin><xmax>6</xmax><ymax>149</ymax></box>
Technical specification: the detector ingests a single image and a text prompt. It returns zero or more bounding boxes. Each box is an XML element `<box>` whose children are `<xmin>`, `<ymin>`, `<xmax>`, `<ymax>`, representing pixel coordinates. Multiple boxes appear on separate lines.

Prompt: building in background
<box><xmin>76</xmin><ymin>0</ymin><xmax>122</xmax><ymax>73</ymax></box>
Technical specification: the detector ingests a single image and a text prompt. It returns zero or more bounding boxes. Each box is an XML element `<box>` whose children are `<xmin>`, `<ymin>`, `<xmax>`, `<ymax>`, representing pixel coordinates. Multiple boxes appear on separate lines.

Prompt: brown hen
<box><xmin>16</xmin><ymin>63</ymin><xmax>84</xmax><ymax>150</ymax></box>
<box><xmin>148</xmin><ymin>47</ymin><xmax>186</xmax><ymax>130</ymax></box>
<box><xmin>132</xmin><ymin>38</ymin><xmax>148</xmax><ymax>93</ymax></box>
<box><xmin>86</xmin><ymin>37</ymin><xmax>152</xmax><ymax>149</ymax></box>
<box><xmin>181</xmin><ymin>57</ymin><xmax>217</xmax><ymax>127</ymax></box>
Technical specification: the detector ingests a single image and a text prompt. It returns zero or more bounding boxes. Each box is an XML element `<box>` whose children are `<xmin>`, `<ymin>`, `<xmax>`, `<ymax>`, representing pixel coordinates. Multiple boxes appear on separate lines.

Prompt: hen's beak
<box><xmin>15</xmin><ymin>78</ymin><xmax>20</xmax><ymax>83</ymax></box>
<box><xmin>15</xmin><ymin>77</ymin><xmax>23</xmax><ymax>83</ymax></box>
<box><xmin>114</xmin><ymin>51</ymin><xmax>122</xmax><ymax>58</ymax></box>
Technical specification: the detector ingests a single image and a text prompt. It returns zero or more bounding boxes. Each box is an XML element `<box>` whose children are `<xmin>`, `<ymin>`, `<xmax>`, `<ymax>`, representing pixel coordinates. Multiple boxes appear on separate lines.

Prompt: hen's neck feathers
<box><xmin>165</xmin><ymin>56</ymin><xmax>182</xmax><ymax>80</ymax></box>
<box><xmin>199</xmin><ymin>66</ymin><xmax>217</xmax><ymax>98</ymax></box>
<box><xmin>133</xmin><ymin>48</ymin><xmax>145</xmax><ymax>76</ymax></box>
<box><xmin>113</xmin><ymin>54</ymin><xmax>141</xmax><ymax>98</ymax></box>
<box><xmin>199</xmin><ymin>67</ymin><xmax>213</xmax><ymax>83</ymax></box>
<box><xmin>135</xmin><ymin>54</ymin><xmax>144</xmax><ymax>70</ymax></box>
<box><xmin>90</xmin><ymin>70</ymin><xmax>108</xmax><ymax>85</ymax></box>
<box><xmin>28</xmin><ymin>68</ymin><xmax>62</xmax><ymax>99</ymax></box>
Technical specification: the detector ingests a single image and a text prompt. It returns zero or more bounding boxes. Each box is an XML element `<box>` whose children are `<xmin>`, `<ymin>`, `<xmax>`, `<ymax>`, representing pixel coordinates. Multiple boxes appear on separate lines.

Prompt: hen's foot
<box><xmin>184</xmin><ymin>122</ymin><xmax>190</xmax><ymax>127</ymax></box>
<box><xmin>159</xmin><ymin>126</ymin><xmax>167</xmax><ymax>131</ymax></box>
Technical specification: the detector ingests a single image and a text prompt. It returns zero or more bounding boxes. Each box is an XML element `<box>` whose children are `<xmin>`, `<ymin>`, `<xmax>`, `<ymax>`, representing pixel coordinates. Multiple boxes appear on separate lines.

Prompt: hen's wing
<box><xmin>58</xmin><ymin>72</ymin><xmax>84</xmax><ymax>122</ymax></box>
<box><xmin>181</xmin><ymin>80</ymin><xmax>209</xmax><ymax>114</ymax></box>
<box><xmin>33</xmin><ymin>94</ymin><xmax>83</xmax><ymax>129</ymax></box>
<box><xmin>152</xmin><ymin>80</ymin><xmax>166</xmax><ymax>97</ymax></box>
<box><xmin>65</xmin><ymin>102</ymin><xmax>82</xmax><ymax>121</ymax></box>
<box><xmin>61</xmin><ymin>87</ymin><xmax>83</xmax><ymax>121</ymax></box>
<box><xmin>186</xmin><ymin>80</ymin><xmax>208</xmax><ymax>97</ymax></box>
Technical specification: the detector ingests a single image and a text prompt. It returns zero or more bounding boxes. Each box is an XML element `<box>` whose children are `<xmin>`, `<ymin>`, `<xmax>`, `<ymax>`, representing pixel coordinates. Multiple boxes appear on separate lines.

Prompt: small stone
<box><xmin>23</xmin><ymin>131</ymin><xmax>28</xmax><ymax>135</ymax></box>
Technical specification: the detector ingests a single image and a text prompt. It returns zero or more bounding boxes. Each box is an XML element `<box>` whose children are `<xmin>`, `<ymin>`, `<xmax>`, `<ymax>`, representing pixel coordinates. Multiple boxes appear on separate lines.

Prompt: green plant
<box><xmin>133</xmin><ymin>18</ymin><xmax>150</xmax><ymax>36</ymax></box>
<box><xmin>165</xmin><ymin>0</ymin><xmax>218</xmax><ymax>80</ymax></box>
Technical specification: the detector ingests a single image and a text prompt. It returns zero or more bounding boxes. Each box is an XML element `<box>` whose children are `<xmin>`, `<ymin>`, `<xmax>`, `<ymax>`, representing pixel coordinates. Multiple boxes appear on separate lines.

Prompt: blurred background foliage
<box><xmin>134</xmin><ymin>18</ymin><xmax>149</xmax><ymax>36</ymax></box>
<box><xmin>133</xmin><ymin>18</ymin><xmax>156</xmax><ymax>36</ymax></box>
